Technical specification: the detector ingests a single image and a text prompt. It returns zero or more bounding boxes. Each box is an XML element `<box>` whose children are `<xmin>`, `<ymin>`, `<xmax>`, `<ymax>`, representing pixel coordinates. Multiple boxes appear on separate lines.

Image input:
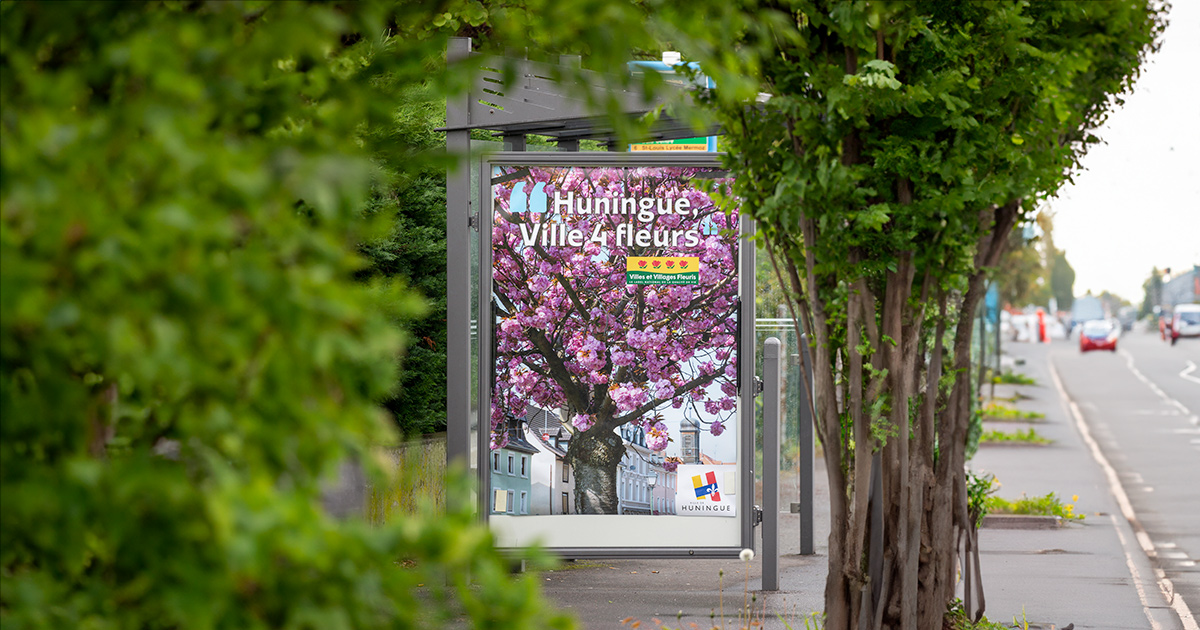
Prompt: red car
<box><xmin>1079</xmin><ymin>320</ymin><xmax>1118</xmax><ymax>352</ymax></box>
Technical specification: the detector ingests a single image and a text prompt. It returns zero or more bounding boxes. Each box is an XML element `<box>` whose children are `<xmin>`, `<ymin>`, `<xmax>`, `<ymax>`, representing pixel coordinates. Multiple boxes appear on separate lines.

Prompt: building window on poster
<box><xmin>490</xmin><ymin>164</ymin><xmax>740</xmax><ymax>517</ymax></box>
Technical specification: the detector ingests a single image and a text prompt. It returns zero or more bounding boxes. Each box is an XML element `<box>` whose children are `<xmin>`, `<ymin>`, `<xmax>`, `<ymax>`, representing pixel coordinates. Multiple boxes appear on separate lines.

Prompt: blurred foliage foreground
<box><xmin>0</xmin><ymin>3</ymin><xmax>569</xmax><ymax>629</ymax></box>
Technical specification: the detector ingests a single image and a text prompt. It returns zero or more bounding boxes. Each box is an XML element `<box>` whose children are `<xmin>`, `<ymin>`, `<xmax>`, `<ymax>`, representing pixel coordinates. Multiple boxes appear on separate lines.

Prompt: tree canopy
<box><xmin>705</xmin><ymin>1</ymin><xmax>1165</xmax><ymax>627</ymax></box>
<box><xmin>0</xmin><ymin>2</ymin><xmax>573</xmax><ymax>627</ymax></box>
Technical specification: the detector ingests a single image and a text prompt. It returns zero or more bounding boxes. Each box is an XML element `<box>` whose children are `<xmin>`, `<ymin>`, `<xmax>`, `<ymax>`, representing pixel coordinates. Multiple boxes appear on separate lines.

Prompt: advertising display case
<box><xmin>478</xmin><ymin>153</ymin><xmax>755</xmax><ymax>558</ymax></box>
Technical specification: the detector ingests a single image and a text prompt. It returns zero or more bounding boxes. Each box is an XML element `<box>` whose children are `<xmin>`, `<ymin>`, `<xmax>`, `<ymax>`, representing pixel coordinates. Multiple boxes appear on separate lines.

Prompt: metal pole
<box><xmin>979</xmin><ymin>300</ymin><xmax>986</xmax><ymax>401</ymax></box>
<box><xmin>446</xmin><ymin>37</ymin><xmax>473</xmax><ymax>479</ymax></box>
<box><xmin>993</xmin><ymin>304</ymin><xmax>1000</xmax><ymax>401</ymax></box>
<box><xmin>763</xmin><ymin>337</ymin><xmax>781</xmax><ymax>591</ymax></box>
<box><xmin>798</xmin><ymin>334</ymin><xmax>814</xmax><ymax>555</ymax></box>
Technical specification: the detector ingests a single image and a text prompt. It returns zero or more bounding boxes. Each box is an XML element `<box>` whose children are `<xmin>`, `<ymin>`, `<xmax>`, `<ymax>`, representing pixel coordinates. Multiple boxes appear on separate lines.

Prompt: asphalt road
<box><xmin>1052</xmin><ymin>328</ymin><xmax>1200</xmax><ymax>624</ymax></box>
<box><xmin>537</xmin><ymin>327</ymin><xmax>1197</xmax><ymax>630</ymax></box>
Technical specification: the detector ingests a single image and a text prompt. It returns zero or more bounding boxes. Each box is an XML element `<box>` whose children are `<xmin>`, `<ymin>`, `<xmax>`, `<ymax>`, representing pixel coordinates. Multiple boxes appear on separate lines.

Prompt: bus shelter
<box><xmin>443</xmin><ymin>38</ymin><xmax>759</xmax><ymax>558</ymax></box>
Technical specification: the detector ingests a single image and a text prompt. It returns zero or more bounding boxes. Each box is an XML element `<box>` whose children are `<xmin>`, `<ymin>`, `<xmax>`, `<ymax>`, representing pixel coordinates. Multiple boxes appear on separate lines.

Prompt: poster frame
<box><xmin>477</xmin><ymin>152</ymin><xmax>756</xmax><ymax>559</ymax></box>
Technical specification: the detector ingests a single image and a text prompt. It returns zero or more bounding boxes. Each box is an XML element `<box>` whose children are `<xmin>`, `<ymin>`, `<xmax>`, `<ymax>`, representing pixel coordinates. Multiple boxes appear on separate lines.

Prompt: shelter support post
<box><xmin>503</xmin><ymin>133</ymin><xmax>526</xmax><ymax>151</ymax></box>
<box><xmin>446</xmin><ymin>37</ymin><xmax>473</xmax><ymax>480</ymax></box>
<box><xmin>763</xmin><ymin>338</ymin><xmax>781</xmax><ymax>591</ymax></box>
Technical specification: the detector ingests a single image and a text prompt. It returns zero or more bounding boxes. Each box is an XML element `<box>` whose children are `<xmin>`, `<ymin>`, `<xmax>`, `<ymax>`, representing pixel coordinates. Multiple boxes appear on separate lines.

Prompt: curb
<box><xmin>981</xmin><ymin>514</ymin><xmax>1061</xmax><ymax>530</ymax></box>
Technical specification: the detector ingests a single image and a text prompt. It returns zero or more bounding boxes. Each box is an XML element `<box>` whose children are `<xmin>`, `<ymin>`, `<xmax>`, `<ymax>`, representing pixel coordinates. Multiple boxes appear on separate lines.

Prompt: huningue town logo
<box><xmin>692</xmin><ymin>471</ymin><xmax>721</xmax><ymax>501</ymax></box>
<box><xmin>676</xmin><ymin>465</ymin><xmax>736</xmax><ymax>516</ymax></box>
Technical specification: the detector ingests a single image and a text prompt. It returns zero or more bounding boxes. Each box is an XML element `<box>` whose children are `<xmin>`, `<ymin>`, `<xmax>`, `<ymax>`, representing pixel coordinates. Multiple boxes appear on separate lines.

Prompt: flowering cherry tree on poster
<box><xmin>491</xmin><ymin>165</ymin><xmax>741</xmax><ymax>514</ymax></box>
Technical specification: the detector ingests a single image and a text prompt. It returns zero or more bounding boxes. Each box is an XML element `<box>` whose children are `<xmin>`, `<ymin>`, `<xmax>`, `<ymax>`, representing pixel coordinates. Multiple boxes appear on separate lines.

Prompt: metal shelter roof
<box><xmin>442</xmin><ymin>45</ymin><xmax>718</xmax><ymax>145</ymax></box>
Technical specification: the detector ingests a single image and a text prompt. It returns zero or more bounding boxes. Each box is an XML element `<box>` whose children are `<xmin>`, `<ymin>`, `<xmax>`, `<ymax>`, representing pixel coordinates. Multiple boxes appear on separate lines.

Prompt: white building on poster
<box><xmin>651</xmin><ymin>458</ymin><xmax>676</xmax><ymax>515</ymax></box>
<box><xmin>524</xmin><ymin>406</ymin><xmax>575</xmax><ymax>515</ymax></box>
<box><xmin>617</xmin><ymin>423</ymin><xmax>653</xmax><ymax>515</ymax></box>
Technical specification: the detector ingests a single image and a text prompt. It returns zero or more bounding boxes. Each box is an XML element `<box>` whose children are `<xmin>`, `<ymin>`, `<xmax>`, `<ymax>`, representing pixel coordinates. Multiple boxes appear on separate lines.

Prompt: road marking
<box><xmin>1106</xmin><ymin>513</ymin><xmax>1164</xmax><ymax>630</ymax></box>
<box><xmin>1050</xmin><ymin>360</ymin><xmax>1198</xmax><ymax>630</ymax></box>
<box><xmin>1119</xmin><ymin>350</ymin><xmax>1196</xmax><ymax>422</ymax></box>
<box><xmin>1183</xmin><ymin>361</ymin><xmax>1200</xmax><ymax>386</ymax></box>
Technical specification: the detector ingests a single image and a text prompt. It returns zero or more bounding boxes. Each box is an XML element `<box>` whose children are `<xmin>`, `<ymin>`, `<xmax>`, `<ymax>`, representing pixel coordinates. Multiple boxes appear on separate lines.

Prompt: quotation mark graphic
<box><xmin>509</xmin><ymin>182</ymin><xmax>548</xmax><ymax>214</ymax></box>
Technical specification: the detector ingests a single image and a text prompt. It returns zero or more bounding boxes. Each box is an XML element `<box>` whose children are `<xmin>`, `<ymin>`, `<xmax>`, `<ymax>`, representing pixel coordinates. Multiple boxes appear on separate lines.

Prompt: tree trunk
<box><xmin>567</xmin><ymin>427</ymin><xmax>626</xmax><ymax>514</ymax></box>
<box><xmin>776</xmin><ymin>201</ymin><xmax>1022</xmax><ymax>629</ymax></box>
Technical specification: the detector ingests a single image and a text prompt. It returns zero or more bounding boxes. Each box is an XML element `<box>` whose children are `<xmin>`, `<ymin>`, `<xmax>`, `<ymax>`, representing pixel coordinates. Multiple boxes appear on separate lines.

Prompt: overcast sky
<box><xmin>1047</xmin><ymin>1</ymin><xmax>1200</xmax><ymax>304</ymax></box>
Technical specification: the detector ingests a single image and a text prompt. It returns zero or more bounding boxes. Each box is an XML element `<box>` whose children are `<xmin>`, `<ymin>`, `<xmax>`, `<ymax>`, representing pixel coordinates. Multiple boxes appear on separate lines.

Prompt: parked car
<box><xmin>1168</xmin><ymin>304</ymin><xmax>1200</xmax><ymax>345</ymax></box>
<box><xmin>1080</xmin><ymin>319</ymin><xmax>1118</xmax><ymax>353</ymax></box>
<box><xmin>1117</xmin><ymin>306</ymin><xmax>1137</xmax><ymax>332</ymax></box>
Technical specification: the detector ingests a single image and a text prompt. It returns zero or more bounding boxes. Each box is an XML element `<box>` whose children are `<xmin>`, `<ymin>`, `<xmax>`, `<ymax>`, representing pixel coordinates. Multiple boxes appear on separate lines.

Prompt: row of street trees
<box><xmin>995</xmin><ymin>211</ymin><xmax>1076</xmax><ymax>311</ymax></box>
<box><xmin>1</xmin><ymin>1</ymin><xmax>1165</xmax><ymax>628</ymax></box>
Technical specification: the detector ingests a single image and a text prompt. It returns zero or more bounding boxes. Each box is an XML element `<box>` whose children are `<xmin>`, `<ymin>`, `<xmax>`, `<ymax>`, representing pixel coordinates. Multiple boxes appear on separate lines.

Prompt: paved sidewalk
<box><xmin>540</xmin><ymin>473</ymin><xmax>829</xmax><ymax>630</ymax></box>
<box><xmin>972</xmin><ymin>340</ymin><xmax>1181</xmax><ymax>630</ymax></box>
<box><xmin>540</xmin><ymin>339</ymin><xmax>1182</xmax><ymax>630</ymax></box>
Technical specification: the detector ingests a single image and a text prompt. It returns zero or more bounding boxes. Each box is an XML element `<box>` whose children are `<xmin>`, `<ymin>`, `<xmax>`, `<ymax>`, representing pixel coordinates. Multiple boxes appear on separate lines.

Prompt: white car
<box><xmin>1169</xmin><ymin>304</ymin><xmax>1200</xmax><ymax>345</ymax></box>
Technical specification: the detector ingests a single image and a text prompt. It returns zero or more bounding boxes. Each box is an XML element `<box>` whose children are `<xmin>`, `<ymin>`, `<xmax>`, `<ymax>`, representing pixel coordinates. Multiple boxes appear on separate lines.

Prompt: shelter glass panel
<box><xmin>484</xmin><ymin>156</ymin><xmax>750</xmax><ymax>554</ymax></box>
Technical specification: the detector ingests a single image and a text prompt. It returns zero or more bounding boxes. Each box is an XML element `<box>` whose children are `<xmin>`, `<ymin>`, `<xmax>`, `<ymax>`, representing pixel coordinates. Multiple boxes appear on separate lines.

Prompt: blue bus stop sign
<box><xmin>985</xmin><ymin>284</ymin><xmax>999</xmax><ymax>324</ymax></box>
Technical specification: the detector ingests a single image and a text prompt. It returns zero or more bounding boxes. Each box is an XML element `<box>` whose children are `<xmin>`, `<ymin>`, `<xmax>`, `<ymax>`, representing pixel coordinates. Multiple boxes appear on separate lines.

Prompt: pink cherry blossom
<box><xmin>573</xmin><ymin>414</ymin><xmax>595</xmax><ymax>431</ymax></box>
<box><xmin>489</xmin><ymin>166</ymin><xmax>741</xmax><ymax>464</ymax></box>
<box><xmin>646</xmin><ymin>422</ymin><xmax>669</xmax><ymax>452</ymax></box>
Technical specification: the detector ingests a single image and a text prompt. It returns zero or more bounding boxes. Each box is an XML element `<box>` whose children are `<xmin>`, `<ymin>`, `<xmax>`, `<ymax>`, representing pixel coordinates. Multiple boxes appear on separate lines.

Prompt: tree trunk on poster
<box><xmin>566</xmin><ymin>428</ymin><xmax>625</xmax><ymax>514</ymax></box>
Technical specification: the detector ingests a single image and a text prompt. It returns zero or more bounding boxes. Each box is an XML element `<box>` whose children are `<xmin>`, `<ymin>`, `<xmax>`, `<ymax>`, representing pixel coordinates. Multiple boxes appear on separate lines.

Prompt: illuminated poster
<box><xmin>489</xmin><ymin>164</ymin><xmax>740</xmax><ymax>524</ymax></box>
